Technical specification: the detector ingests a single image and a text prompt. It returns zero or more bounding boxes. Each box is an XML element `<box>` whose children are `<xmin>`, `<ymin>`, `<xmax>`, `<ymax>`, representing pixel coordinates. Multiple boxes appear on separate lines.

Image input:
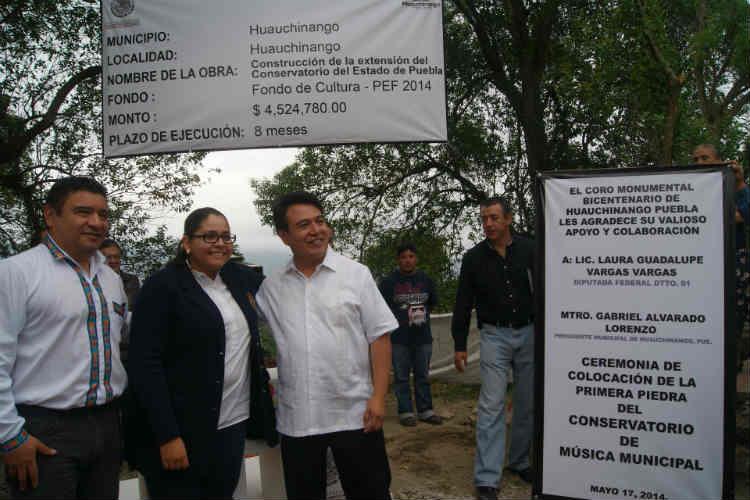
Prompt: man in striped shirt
<box><xmin>0</xmin><ymin>177</ymin><xmax>128</xmax><ymax>499</ymax></box>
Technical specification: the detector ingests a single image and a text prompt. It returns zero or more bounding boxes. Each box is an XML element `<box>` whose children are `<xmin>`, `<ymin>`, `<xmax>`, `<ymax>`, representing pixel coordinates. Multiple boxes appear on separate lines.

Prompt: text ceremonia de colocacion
<box><xmin>559</xmin><ymin>354</ymin><xmax>703</xmax><ymax>492</ymax></box>
<box><xmin>103</xmin><ymin>16</ymin><xmax>445</xmax><ymax>148</ymax></box>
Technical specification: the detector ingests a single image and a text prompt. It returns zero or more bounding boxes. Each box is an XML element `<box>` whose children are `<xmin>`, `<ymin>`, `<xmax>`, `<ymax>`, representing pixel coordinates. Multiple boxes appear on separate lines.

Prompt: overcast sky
<box><xmin>158</xmin><ymin>148</ymin><xmax>298</xmax><ymax>275</ymax></box>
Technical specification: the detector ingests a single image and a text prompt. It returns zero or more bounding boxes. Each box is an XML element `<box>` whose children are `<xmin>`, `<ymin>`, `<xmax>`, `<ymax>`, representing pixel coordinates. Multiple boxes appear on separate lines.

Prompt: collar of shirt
<box><xmin>484</xmin><ymin>237</ymin><xmax>514</xmax><ymax>256</ymax></box>
<box><xmin>284</xmin><ymin>247</ymin><xmax>339</xmax><ymax>277</ymax></box>
<box><xmin>186</xmin><ymin>260</ymin><xmax>226</xmax><ymax>289</ymax></box>
<box><xmin>45</xmin><ymin>234</ymin><xmax>106</xmax><ymax>278</ymax></box>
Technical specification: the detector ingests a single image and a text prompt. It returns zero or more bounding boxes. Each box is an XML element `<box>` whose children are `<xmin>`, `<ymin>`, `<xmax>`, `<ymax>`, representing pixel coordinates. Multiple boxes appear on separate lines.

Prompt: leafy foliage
<box><xmin>112</xmin><ymin>225</ymin><xmax>179</xmax><ymax>279</ymax></box>
<box><xmin>253</xmin><ymin>0</ymin><xmax>749</xmax><ymax>275</ymax></box>
<box><xmin>252</xmin><ymin>3</ymin><xmax>534</xmax><ymax>260</ymax></box>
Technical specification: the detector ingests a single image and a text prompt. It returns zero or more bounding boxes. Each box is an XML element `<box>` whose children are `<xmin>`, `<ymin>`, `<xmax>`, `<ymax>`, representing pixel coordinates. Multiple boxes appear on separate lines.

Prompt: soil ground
<box><xmin>385</xmin><ymin>382</ymin><xmax>530</xmax><ymax>500</ymax></box>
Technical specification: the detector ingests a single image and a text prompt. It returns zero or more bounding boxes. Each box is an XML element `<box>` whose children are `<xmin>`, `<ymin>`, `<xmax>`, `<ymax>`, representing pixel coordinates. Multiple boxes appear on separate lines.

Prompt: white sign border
<box><xmin>532</xmin><ymin>165</ymin><xmax>737</xmax><ymax>500</ymax></box>
<box><xmin>98</xmin><ymin>0</ymin><xmax>450</xmax><ymax>158</ymax></box>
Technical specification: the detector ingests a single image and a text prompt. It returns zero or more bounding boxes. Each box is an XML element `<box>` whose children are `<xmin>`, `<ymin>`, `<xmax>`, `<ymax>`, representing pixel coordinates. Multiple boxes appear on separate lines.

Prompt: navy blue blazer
<box><xmin>127</xmin><ymin>261</ymin><xmax>277</xmax><ymax>474</ymax></box>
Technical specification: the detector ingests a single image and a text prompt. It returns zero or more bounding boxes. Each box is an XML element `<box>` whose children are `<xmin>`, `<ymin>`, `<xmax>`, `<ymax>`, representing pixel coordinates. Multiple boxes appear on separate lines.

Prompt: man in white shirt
<box><xmin>256</xmin><ymin>191</ymin><xmax>398</xmax><ymax>500</ymax></box>
<box><xmin>0</xmin><ymin>177</ymin><xmax>128</xmax><ymax>499</ymax></box>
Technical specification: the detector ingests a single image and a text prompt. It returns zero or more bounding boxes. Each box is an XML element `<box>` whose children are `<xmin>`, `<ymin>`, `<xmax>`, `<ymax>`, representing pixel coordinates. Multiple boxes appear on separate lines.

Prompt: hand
<box><xmin>159</xmin><ymin>437</ymin><xmax>189</xmax><ymax>470</ymax></box>
<box><xmin>454</xmin><ymin>351</ymin><xmax>468</xmax><ymax>372</ymax></box>
<box><xmin>363</xmin><ymin>395</ymin><xmax>386</xmax><ymax>433</ymax></box>
<box><xmin>3</xmin><ymin>435</ymin><xmax>57</xmax><ymax>491</ymax></box>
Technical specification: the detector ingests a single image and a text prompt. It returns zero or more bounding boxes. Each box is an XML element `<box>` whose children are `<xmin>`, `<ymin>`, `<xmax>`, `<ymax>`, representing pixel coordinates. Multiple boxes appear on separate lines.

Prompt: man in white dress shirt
<box><xmin>0</xmin><ymin>177</ymin><xmax>128</xmax><ymax>499</ymax></box>
<box><xmin>256</xmin><ymin>191</ymin><xmax>398</xmax><ymax>500</ymax></box>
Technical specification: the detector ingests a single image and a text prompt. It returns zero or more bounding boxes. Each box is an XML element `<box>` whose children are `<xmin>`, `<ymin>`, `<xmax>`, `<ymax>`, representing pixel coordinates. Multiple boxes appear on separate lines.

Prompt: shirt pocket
<box><xmin>508</xmin><ymin>262</ymin><xmax>530</xmax><ymax>293</ymax></box>
<box><xmin>319</xmin><ymin>290</ymin><xmax>359</xmax><ymax>332</ymax></box>
<box><xmin>314</xmin><ymin>292</ymin><xmax>360</xmax><ymax>385</ymax></box>
<box><xmin>473</xmin><ymin>262</ymin><xmax>497</xmax><ymax>293</ymax></box>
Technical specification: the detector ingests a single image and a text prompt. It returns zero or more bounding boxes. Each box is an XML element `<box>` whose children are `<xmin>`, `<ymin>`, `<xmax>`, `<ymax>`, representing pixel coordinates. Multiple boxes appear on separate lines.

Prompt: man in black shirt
<box><xmin>452</xmin><ymin>197</ymin><xmax>535</xmax><ymax>500</ymax></box>
<box><xmin>379</xmin><ymin>243</ymin><xmax>442</xmax><ymax>427</ymax></box>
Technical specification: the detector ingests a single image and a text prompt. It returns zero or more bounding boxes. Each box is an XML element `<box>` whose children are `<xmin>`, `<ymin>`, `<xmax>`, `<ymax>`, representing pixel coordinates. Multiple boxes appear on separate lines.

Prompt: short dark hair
<box><xmin>397</xmin><ymin>242</ymin><xmax>417</xmax><ymax>256</ymax></box>
<box><xmin>480</xmin><ymin>196</ymin><xmax>513</xmax><ymax>216</ymax></box>
<box><xmin>173</xmin><ymin>207</ymin><xmax>227</xmax><ymax>265</ymax></box>
<box><xmin>100</xmin><ymin>239</ymin><xmax>122</xmax><ymax>253</ymax></box>
<box><xmin>272</xmin><ymin>191</ymin><xmax>324</xmax><ymax>231</ymax></box>
<box><xmin>45</xmin><ymin>176</ymin><xmax>107</xmax><ymax>213</ymax></box>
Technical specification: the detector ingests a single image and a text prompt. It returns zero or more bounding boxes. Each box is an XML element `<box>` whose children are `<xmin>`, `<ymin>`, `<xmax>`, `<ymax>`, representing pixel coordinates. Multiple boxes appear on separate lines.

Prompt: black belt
<box><xmin>481</xmin><ymin>319</ymin><xmax>533</xmax><ymax>330</ymax></box>
<box><xmin>17</xmin><ymin>398</ymin><xmax>120</xmax><ymax>418</ymax></box>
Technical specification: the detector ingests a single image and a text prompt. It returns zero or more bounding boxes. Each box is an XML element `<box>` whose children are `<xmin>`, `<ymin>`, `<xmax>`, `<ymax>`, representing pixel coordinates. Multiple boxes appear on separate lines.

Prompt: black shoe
<box><xmin>399</xmin><ymin>416</ymin><xmax>417</xmax><ymax>427</ymax></box>
<box><xmin>476</xmin><ymin>486</ymin><xmax>498</xmax><ymax>500</ymax></box>
<box><xmin>419</xmin><ymin>414</ymin><xmax>443</xmax><ymax>425</ymax></box>
<box><xmin>507</xmin><ymin>467</ymin><xmax>533</xmax><ymax>484</ymax></box>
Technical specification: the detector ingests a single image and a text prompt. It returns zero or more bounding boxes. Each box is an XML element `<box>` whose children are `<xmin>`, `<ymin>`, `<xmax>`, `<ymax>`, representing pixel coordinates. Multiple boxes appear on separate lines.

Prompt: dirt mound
<box><xmin>384</xmin><ymin>382</ymin><xmax>532</xmax><ymax>499</ymax></box>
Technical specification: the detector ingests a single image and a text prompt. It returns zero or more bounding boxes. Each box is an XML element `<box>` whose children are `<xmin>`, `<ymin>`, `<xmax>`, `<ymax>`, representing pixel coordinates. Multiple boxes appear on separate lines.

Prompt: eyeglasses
<box><xmin>190</xmin><ymin>232</ymin><xmax>236</xmax><ymax>244</ymax></box>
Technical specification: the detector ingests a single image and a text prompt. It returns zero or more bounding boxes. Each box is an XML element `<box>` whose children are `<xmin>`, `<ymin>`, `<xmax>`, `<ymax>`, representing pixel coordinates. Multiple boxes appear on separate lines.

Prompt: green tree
<box><xmin>229</xmin><ymin>242</ymin><xmax>246</xmax><ymax>264</ymax></box>
<box><xmin>254</xmin><ymin>0</ymin><xmax>750</xmax><ymax>263</ymax></box>
<box><xmin>633</xmin><ymin>0</ymin><xmax>749</xmax><ymax>163</ymax></box>
<box><xmin>112</xmin><ymin>225</ymin><xmax>180</xmax><ymax>280</ymax></box>
<box><xmin>453</xmin><ymin>0</ymin><xmax>561</xmax><ymax>177</ymax></box>
<box><xmin>252</xmin><ymin>4</ymin><xmax>530</xmax><ymax>259</ymax></box>
<box><xmin>556</xmin><ymin>0</ymin><xmax>749</xmax><ymax>165</ymax></box>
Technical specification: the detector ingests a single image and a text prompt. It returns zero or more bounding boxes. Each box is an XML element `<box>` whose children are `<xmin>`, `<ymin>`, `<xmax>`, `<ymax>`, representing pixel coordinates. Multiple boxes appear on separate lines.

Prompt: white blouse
<box><xmin>191</xmin><ymin>270</ymin><xmax>251</xmax><ymax>430</ymax></box>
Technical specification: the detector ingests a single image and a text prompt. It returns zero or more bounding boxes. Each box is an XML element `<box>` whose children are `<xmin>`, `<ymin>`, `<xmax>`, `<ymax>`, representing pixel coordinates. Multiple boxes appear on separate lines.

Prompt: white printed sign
<box><xmin>541</xmin><ymin>170</ymin><xmax>728</xmax><ymax>500</ymax></box>
<box><xmin>101</xmin><ymin>0</ymin><xmax>447</xmax><ymax>157</ymax></box>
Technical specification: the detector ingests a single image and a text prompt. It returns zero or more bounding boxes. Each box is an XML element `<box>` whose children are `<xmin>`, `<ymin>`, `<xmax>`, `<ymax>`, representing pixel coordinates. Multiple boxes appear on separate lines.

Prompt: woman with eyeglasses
<box><xmin>127</xmin><ymin>207</ymin><xmax>277</xmax><ymax>499</ymax></box>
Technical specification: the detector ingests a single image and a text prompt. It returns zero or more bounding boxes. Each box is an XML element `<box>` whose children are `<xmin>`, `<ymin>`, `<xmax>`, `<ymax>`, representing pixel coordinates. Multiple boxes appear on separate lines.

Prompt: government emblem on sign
<box><xmin>110</xmin><ymin>0</ymin><xmax>134</xmax><ymax>18</ymax></box>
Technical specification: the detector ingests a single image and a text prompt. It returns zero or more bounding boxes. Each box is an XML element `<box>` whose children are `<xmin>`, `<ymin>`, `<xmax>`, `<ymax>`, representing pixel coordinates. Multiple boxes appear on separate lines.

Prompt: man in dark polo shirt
<box><xmin>452</xmin><ymin>196</ymin><xmax>535</xmax><ymax>500</ymax></box>
<box><xmin>379</xmin><ymin>242</ymin><xmax>442</xmax><ymax>427</ymax></box>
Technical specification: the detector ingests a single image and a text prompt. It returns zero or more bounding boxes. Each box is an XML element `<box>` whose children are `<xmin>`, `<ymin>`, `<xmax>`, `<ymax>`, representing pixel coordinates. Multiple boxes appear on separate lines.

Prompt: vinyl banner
<box><xmin>537</xmin><ymin>168</ymin><xmax>733</xmax><ymax>500</ymax></box>
<box><xmin>101</xmin><ymin>0</ymin><xmax>447</xmax><ymax>157</ymax></box>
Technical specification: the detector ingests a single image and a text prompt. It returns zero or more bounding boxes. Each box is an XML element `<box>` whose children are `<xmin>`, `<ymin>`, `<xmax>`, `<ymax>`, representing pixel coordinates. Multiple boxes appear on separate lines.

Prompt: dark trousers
<box><xmin>280</xmin><ymin>429</ymin><xmax>391</xmax><ymax>500</ymax></box>
<box><xmin>392</xmin><ymin>343</ymin><xmax>434</xmax><ymax>417</ymax></box>
<box><xmin>9</xmin><ymin>402</ymin><xmax>121</xmax><ymax>500</ymax></box>
<box><xmin>144</xmin><ymin>419</ymin><xmax>246</xmax><ymax>500</ymax></box>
